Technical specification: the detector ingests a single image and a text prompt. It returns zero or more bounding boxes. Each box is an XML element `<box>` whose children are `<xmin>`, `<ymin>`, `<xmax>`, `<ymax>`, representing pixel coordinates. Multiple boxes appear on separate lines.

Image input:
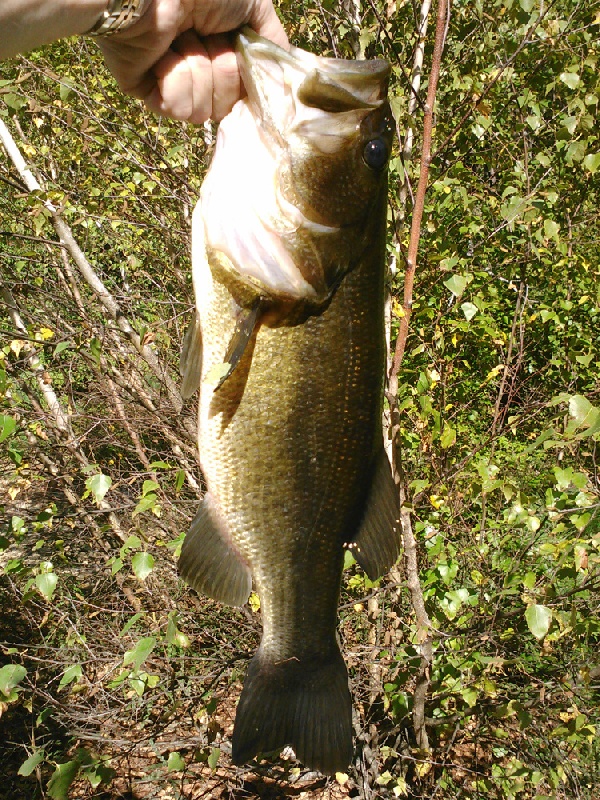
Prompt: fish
<box><xmin>179</xmin><ymin>27</ymin><xmax>400</xmax><ymax>775</ymax></box>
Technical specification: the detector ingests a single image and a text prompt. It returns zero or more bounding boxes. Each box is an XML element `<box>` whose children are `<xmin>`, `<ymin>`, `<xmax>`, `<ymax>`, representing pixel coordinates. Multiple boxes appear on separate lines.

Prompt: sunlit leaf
<box><xmin>583</xmin><ymin>153</ymin><xmax>600</xmax><ymax>173</ymax></box>
<box><xmin>525</xmin><ymin>604</ymin><xmax>552</xmax><ymax>639</ymax></box>
<box><xmin>35</xmin><ymin>572</ymin><xmax>58</xmax><ymax>602</ymax></box>
<box><xmin>131</xmin><ymin>552</ymin><xmax>155</xmax><ymax>581</ymax></box>
<box><xmin>559</xmin><ymin>72</ymin><xmax>580</xmax><ymax>89</ymax></box>
<box><xmin>0</xmin><ymin>415</ymin><xmax>16</xmax><ymax>443</ymax></box>
<box><xmin>444</xmin><ymin>273</ymin><xmax>471</xmax><ymax>297</ymax></box>
<box><xmin>59</xmin><ymin>664</ymin><xmax>82</xmax><ymax>689</ymax></box>
<box><xmin>167</xmin><ymin>752</ymin><xmax>185</xmax><ymax>771</ymax></box>
<box><xmin>461</xmin><ymin>301</ymin><xmax>478</xmax><ymax>321</ymax></box>
<box><xmin>47</xmin><ymin>760</ymin><xmax>80</xmax><ymax>800</ymax></box>
<box><xmin>85</xmin><ymin>473</ymin><xmax>112</xmax><ymax>505</ymax></box>
<box><xmin>123</xmin><ymin>636</ymin><xmax>156</xmax><ymax>671</ymax></box>
<box><xmin>207</xmin><ymin>747</ymin><xmax>220</xmax><ymax>770</ymax></box>
<box><xmin>18</xmin><ymin>750</ymin><xmax>45</xmax><ymax>776</ymax></box>
<box><xmin>0</xmin><ymin>664</ymin><xmax>27</xmax><ymax>695</ymax></box>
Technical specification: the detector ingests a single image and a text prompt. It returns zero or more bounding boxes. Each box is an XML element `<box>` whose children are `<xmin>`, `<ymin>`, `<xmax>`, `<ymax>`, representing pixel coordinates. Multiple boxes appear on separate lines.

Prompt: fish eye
<box><xmin>363</xmin><ymin>137</ymin><xmax>389</xmax><ymax>171</ymax></box>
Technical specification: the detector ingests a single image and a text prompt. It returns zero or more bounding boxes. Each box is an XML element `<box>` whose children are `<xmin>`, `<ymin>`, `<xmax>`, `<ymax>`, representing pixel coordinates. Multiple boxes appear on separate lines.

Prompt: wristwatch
<box><xmin>86</xmin><ymin>0</ymin><xmax>152</xmax><ymax>37</ymax></box>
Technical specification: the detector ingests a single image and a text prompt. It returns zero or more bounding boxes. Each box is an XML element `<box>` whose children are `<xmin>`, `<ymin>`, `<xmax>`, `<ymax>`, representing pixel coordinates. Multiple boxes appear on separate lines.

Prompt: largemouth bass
<box><xmin>179</xmin><ymin>28</ymin><xmax>400</xmax><ymax>775</ymax></box>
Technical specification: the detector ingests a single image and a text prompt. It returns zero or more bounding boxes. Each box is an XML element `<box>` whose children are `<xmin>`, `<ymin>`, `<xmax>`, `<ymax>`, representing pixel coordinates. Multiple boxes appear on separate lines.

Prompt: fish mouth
<box><xmin>235</xmin><ymin>27</ymin><xmax>390</xmax><ymax>144</ymax></box>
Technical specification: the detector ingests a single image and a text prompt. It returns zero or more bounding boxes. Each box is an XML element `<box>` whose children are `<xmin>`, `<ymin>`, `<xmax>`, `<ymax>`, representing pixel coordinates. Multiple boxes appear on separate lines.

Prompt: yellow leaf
<box><xmin>429</xmin><ymin>494</ymin><xmax>445</xmax><ymax>509</ymax></box>
<box><xmin>336</xmin><ymin>772</ymin><xmax>349</xmax><ymax>785</ymax></box>
<box><xmin>482</xmin><ymin>364</ymin><xmax>504</xmax><ymax>384</ymax></box>
<box><xmin>10</xmin><ymin>340</ymin><xmax>24</xmax><ymax>357</ymax></box>
<box><xmin>415</xmin><ymin>760</ymin><xmax>432</xmax><ymax>777</ymax></box>
<box><xmin>248</xmin><ymin>592</ymin><xmax>260</xmax><ymax>612</ymax></box>
<box><xmin>392</xmin><ymin>300</ymin><xmax>405</xmax><ymax>318</ymax></box>
<box><xmin>39</xmin><ymin>327</ymin><xmax>54</xmax><ymax>340</ymax></box>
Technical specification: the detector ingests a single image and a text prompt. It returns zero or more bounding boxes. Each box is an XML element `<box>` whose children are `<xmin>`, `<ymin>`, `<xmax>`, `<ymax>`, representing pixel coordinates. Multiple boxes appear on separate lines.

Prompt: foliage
<box><xmin>1</xmin><ymin>1</ymin><xmax>599</xmax><ymax>798</ymax></box>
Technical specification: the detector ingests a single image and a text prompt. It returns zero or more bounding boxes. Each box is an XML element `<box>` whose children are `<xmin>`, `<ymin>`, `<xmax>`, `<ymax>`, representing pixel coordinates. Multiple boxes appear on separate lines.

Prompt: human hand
<box><xmin>96</xmin><ymin>0</ymin><xmax>288</xmax><ymax>123</ymax></box>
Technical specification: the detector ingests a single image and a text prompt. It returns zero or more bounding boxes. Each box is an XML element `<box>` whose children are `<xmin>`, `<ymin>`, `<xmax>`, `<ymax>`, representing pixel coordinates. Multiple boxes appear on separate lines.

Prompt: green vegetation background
<box><xmin>0</xmin><ymin>0</ymin><xmax>598</xmax><ymax>797</ymax></box>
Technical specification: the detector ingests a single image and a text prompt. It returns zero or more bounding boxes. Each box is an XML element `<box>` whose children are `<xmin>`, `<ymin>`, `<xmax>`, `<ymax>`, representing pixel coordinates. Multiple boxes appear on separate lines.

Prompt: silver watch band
<box><xmin>86</xmin><ymin>0</ymin><xmax>151</xmax><ymax>37</ymax></box>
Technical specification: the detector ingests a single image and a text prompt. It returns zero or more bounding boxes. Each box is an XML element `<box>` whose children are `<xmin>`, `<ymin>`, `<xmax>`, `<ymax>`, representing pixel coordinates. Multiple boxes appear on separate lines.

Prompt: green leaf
<box><xmin>85</xmin><ymin>473</ymin><xmax>112</xmax><ymax>505</ymax></box>
<box><xmin>409</xmin><ymin>478</ymin><xmax>430</xmax><ymax>493</ymax></box>
<box><xmin>35</xmin><ymin>572</ymin><xmax>58</xmax><ymax>602</ymax></box>
<box><xmin>53</xmin><ymin>341</ymin><xmax>71</xmax><ymax>357</ymax></box>
<box><xmin>59</xmin><ymin>664</ymin><xmax>82</xmax><ymax>689</ymax></box>
<box><xmin>132</xmin><ymin>493</ymin><xmax>157</xmax><ymax>517</ymax></box>
<box><xmin>119</xmin><ymin>612</ymin><xmax>145</xmax><ymax>637</ymax></box>
<box><xmin>440</xmin><ymin>425</ymin><xmax>456</xmax><ymax>449</ymax></box>
<box><xmin>110</xmin><ymin>557</ymin><xmax>124</xmax><ymax>575</ymax></box>
<box><xmin>131</xmin><ymin>552</ymin><xmax>155</xmax><ymax>581</ymax></box>
<box><xmin>123</xmin><ymin>636</ymin><xmax>156</xmax><ymax>671</ymax></box>
<box><xmin>175</xmin><ymin>469</ymin><xmax>186</xmax><ymax>493</ymax></box>
<box><xmin>84</xmin><ymin>761</ymin><xmax>116</xmax><ymax>789</ymax></box>
<box><xmin>121</xmin><ymin>535</ymin><xmax>141</xmax><ymax>552</ymax></box>
<box><xmin>583</xmin><ymin>153</ymin><xmax>600</xmax><ymax>173</ymax></box>
<box><xmin>0</xmin><ymin>414</ymin><xmax>16</xmax><ymax>443</ymax></box>
<box><xmin>461</xmin><ymin>686</ymin><xmax>478</xmax><ymax>706</ymax></box>
<box><xmin>0</xmin><ymin>664</ymin><xmax>27</xmax><ymax>695</ymax></box>
<box><xmin>166</xmin><ymin>611</ymin><xmax>190</xmax><ymax>648</ymax></box>
<box><xmin>525</xmin><ymin>604</ymin><xmax>552</xmax><ymax>639</ymax></box>
<box><xmin>559</xmin><ymin>72</ymin><xmax>580</xmax><ymax>89</ymax></box>
<box><xmin>18</xmin><ymin>750</ymin><xmax>45</xmax><ymax>776</ymax></box>
<box><xmin>444</xmin><ymin>274</ymin><xmax>471</xmax><ymax>297</ymax></box>
<box><xmin>461</xmin><ymin>302</ymin><xmax>478</xmax><ymax>321</ymax></box>
<box><xmin>129</xmin><ymin>677</ymin><xmax>145</xmax><ymax>696</ymax></box>
<box><xmin>568</xmin><ymin>395</ymin><xmax>600</xmax><ymax>433</ymax></box>
<box><xmin>89</xmin><ymin>336</ymin><xmax>102</xmax><ymax>364</ymax></box>
<box><xmin>207</xmin><ymin>747</ymin><xmax>220</xmax><ymax>770</ymax></box>
<box><xmin>167</xmin><ymin>751</ymin><xmax>185</xmax><ymax>772</ymax></box>
<box><xmin>47</xmin><ymin>760</ymin><xmax>80</xmax><ymax>800</ymax></box>
<box><xmin>3</xmin><ymin>93</ymin><xmax>27</xmax><ymax>110</ymax></box>
<box><xmin>544</xmin><ymin>219</ymin><xmax>560</xmax><ymax>239</ymax></box>
<box><xmin>141</xmin><ymin>479</ymin><xmax>159</xmax><ymax>496</ymax></box>
<box><xmin>59</xmin><ymin>79</ymin><xmax>76</xmax><ymax>102</ymax></box>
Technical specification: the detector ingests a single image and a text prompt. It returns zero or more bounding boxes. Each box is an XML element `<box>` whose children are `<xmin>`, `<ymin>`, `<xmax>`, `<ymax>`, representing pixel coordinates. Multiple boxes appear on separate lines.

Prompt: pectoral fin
<box><xmin>349</xmin><ymin>446</ymin><xmax>401</xmax><ymax>581</ymax></box>
<box><xmin>178</xmin><ymin>494</ymin><xmax>252</xmax><ymax>607</ymax></box>
<box><xmin>214</xmin><ymin>298</ymin><xmax>263</xmax><ymax>391</ymax></box>
<box><xmin>180</xmin><ymin>311</ymin><xmax>202</xmax><ymax>399</ymax></box>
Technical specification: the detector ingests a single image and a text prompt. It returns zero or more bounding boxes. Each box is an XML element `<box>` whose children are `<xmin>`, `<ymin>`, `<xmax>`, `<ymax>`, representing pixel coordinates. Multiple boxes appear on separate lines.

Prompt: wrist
<box><xmin>84</xmin><ymin>0</ymin><xmax>153</xmax><ymax>37</ymax></box>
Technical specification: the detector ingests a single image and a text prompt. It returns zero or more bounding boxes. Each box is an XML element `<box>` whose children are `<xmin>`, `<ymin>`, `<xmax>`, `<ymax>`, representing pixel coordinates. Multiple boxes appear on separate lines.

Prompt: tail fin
<box><xmin>231</xmin><ymin>648</ymin><xmax>353</xmax><ymax>775</ymax></box>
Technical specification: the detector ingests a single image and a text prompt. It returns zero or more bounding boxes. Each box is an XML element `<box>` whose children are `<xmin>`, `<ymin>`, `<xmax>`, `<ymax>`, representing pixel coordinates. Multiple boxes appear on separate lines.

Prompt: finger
<box><xmin>249</xmin><ymin>0</ymin><xmax>289</xmax><ymax>50</ymax></box>
<box><xmin>150</xmin><ymin>32</ymin><xmax>213</xmax><ymax>123</ymax></box>
<box><xmin>203</xmin><ymin>33</ymin><xmax>241</xmax><ymax>121</ymax></box>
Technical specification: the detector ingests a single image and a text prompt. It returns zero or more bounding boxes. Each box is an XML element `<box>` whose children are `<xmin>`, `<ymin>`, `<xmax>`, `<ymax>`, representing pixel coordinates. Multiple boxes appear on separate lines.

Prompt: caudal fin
<box><xmin>231</xmin><ymin>648</ymin><xmax>353</xmax><ymax>775</ymax></box>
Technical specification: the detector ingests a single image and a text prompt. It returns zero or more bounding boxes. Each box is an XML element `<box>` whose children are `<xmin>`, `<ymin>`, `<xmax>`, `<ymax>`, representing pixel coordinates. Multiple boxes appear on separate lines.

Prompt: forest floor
<box><xmin>1</xmin><ymin>461</ymin><xmax>599</xmax><ymax>800</ymax></box>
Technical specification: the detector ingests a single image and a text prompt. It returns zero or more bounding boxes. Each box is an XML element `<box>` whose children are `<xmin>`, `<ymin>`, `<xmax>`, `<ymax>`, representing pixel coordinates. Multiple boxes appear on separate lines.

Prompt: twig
<box><xmin>397</xmin><ymin>0</ymin><xmax>432</xmax><ymax>217</ymax></box>
<box><xmin>388</xmin><ymin>0</ymin><xmax>451</xmax><ymax>755</ymax></box>
<box><xmin>389</xmin><ymin>0</ymin><xmax>449</xmax><ymax>386</ymax></box>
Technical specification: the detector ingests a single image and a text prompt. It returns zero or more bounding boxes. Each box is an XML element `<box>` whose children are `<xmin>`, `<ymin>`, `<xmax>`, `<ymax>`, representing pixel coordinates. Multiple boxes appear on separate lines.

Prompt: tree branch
<box><xmin>388</xmin><ymin>0</ymin><xmax>451</xmax><ymax>755</ymax></box>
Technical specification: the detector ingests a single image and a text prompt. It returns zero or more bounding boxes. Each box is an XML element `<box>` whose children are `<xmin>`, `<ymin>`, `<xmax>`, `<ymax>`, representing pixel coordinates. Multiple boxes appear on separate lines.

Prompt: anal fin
<box><xmin>178</xmin><ymin>494</ymin><xmax>252</xmax><ymax>607</ymax></box>
<box><xmin>350</xmin><ymin>445</ymin><xmax>401</xmax><ymax>581</ymax></box>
